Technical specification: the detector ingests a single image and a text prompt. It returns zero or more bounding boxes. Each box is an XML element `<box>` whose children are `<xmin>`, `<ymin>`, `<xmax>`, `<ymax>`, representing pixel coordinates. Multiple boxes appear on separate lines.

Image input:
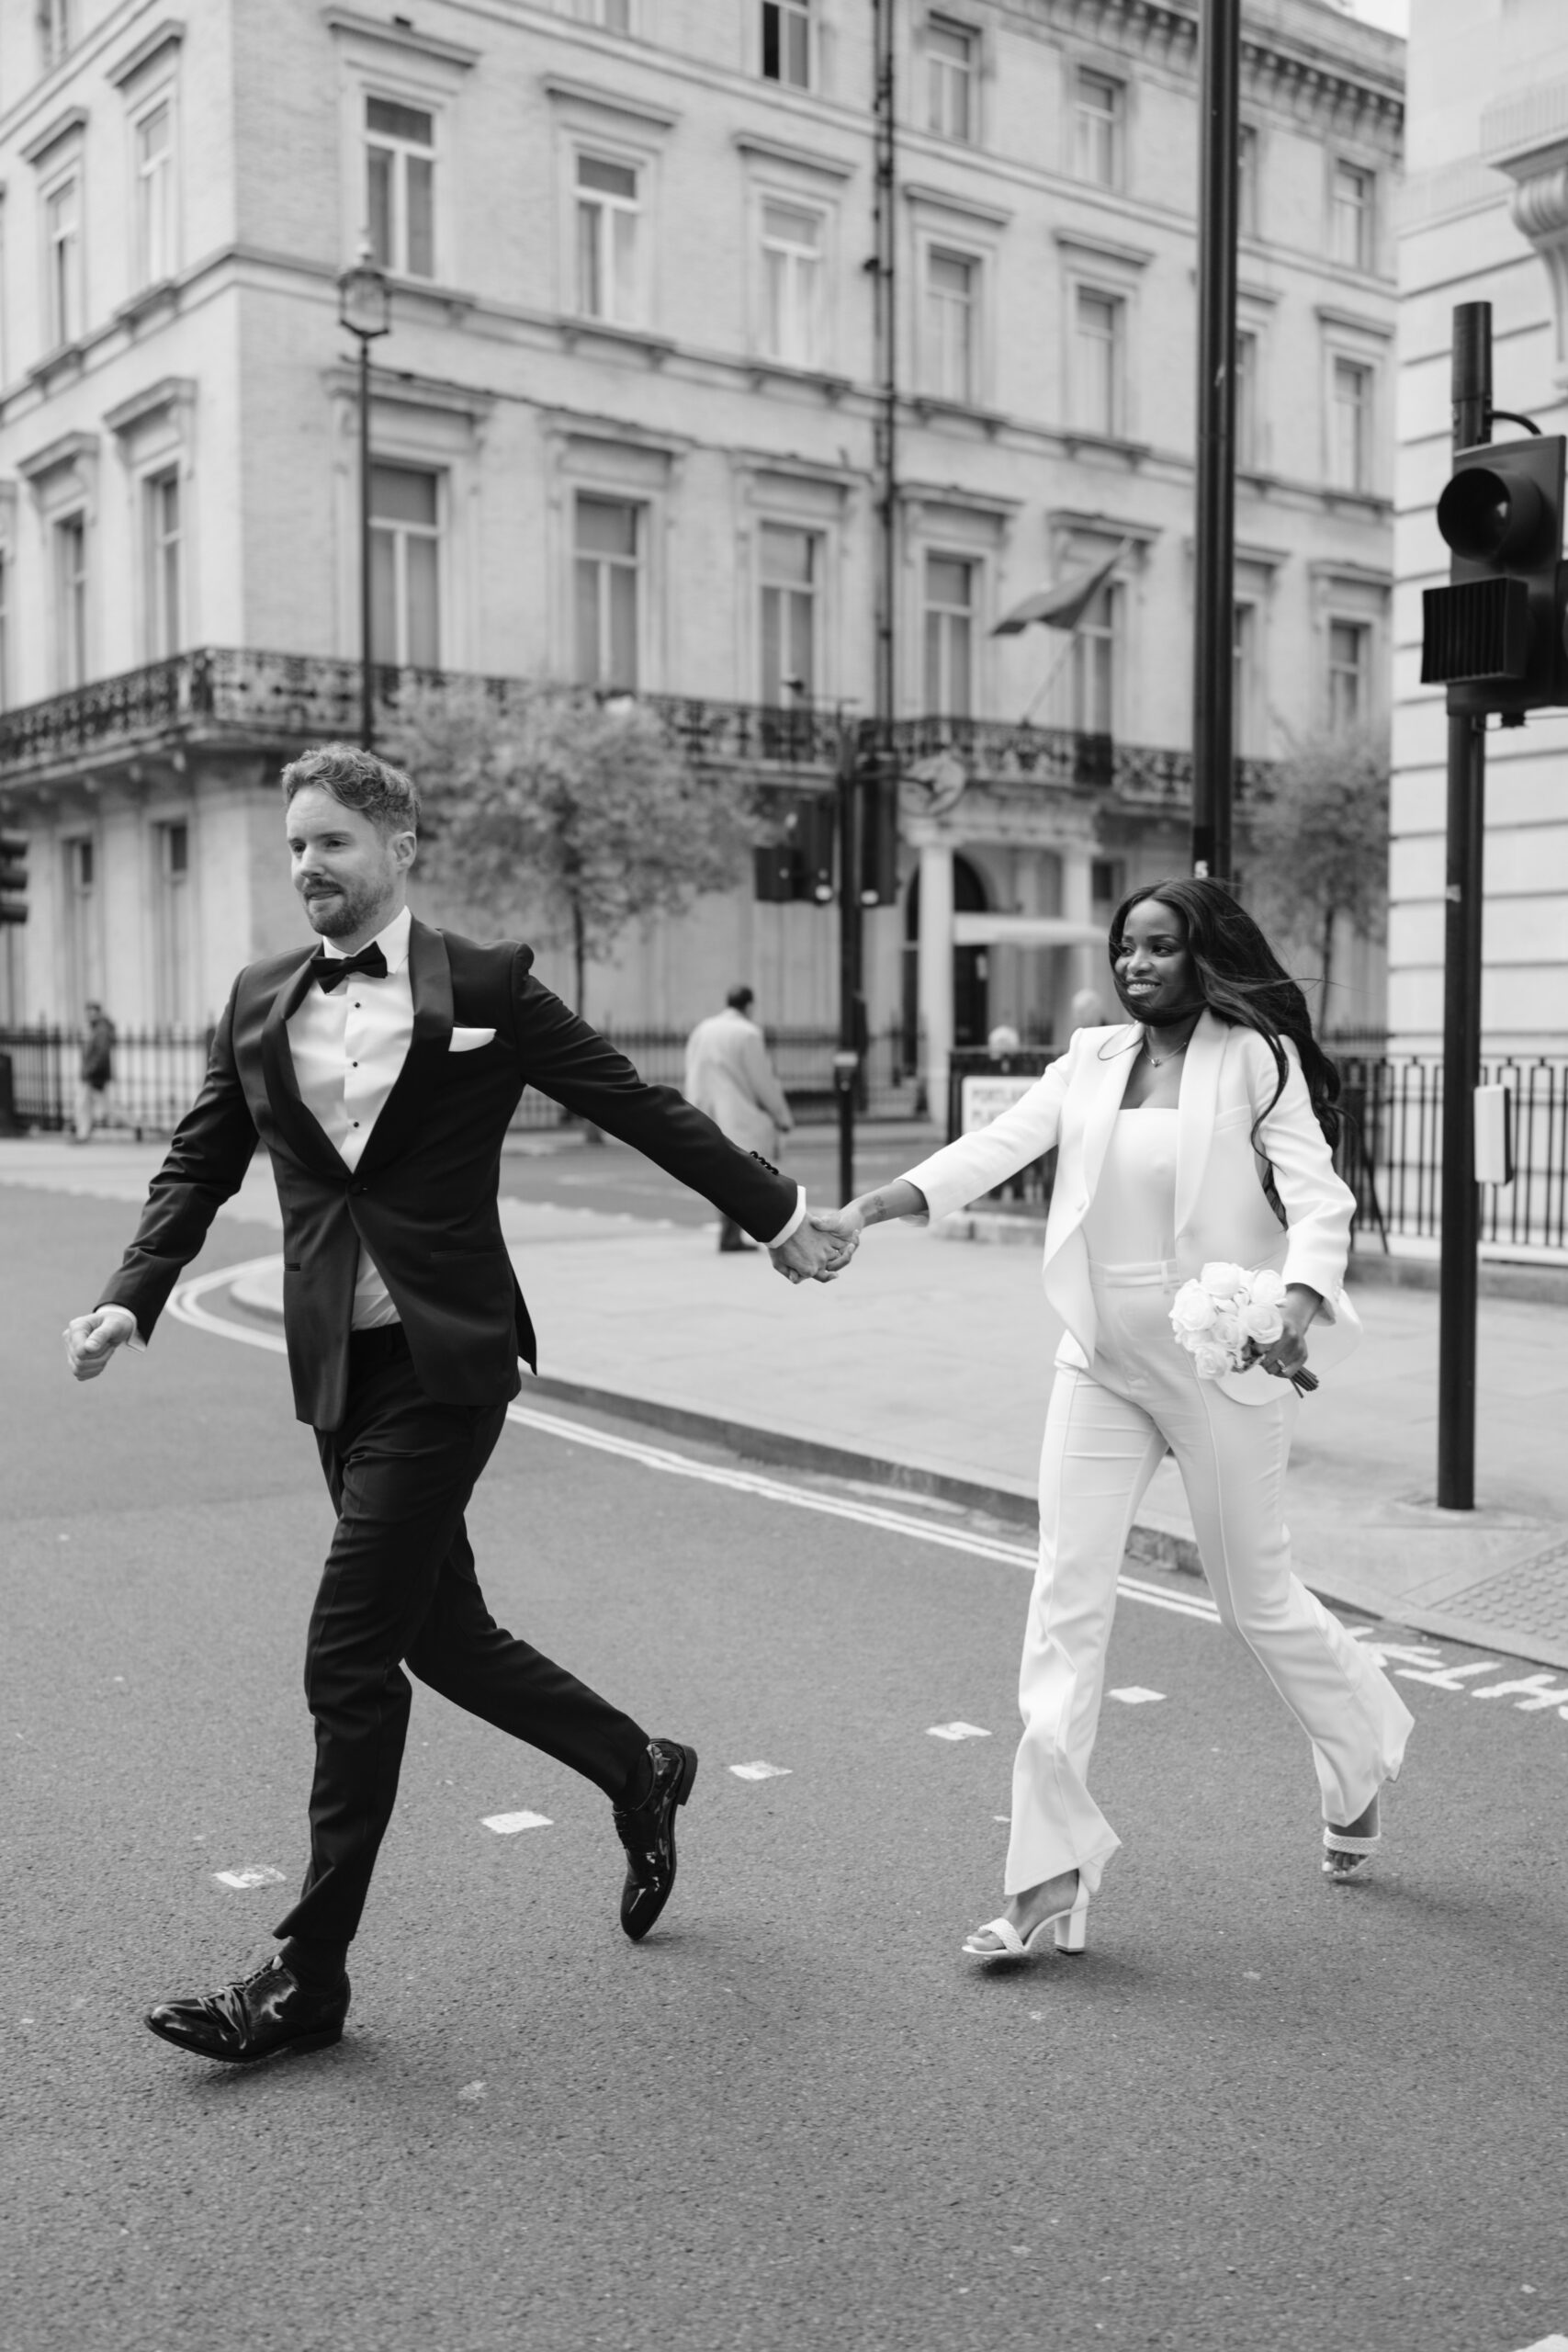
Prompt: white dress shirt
<box><xmin>287</xmin><ymin>903</ymin><xmax>413</xmax><ymax>1329</ymax></box>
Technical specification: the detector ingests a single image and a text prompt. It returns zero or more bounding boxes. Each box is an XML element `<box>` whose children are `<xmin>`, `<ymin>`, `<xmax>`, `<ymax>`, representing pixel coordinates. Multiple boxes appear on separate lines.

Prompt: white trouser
<box><xmin>1005</xmin><ymin>1260</ymin><xmax>1414</xmax><ymax>1898</ymax></box>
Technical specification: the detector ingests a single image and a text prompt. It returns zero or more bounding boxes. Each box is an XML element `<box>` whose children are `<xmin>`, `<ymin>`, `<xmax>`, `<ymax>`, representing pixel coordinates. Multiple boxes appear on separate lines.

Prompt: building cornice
<box><xmin>322</xmin><ymin>7</ymin><xmax>479</xmax><ymax>70</ymax></box>
<box><xmin>107</xmin><ymin>17</ymin><xmax>185</xmax><ymax>90</ymax></box>
<box><xmin>542</xmin><ymin>73</ymin><xmax>678</xmax><ymax>130</ymax></box>
<box><xmin>902</xmin><ymin>180</ymin><xmax>1012</xmax><ymax>228</ymax></box>
<box><xmin>1029</xmin><ymin>0</ymin><xmax>1403</xmax><ymax>143</ymax></box>
<box><xmin>733</xmin><ymin>130</ymin><xmax>853</xmax><ymax>181</ymax></box>
<box><xmin>20</xmin><ymin>107</ymin><xmax>87</xmax><ymax>168</ymax></box>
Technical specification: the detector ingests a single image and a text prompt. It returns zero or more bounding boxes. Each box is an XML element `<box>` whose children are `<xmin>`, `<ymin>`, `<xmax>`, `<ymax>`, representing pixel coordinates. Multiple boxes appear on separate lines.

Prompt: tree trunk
<box><xmin>571</xmin><ymin>898</ymin><xmax>605</xmax><ymax>1145</ymax></box>
<box><xmin>1320</xmin><ymin>901</ymin><xmax>1337</xmax><ymax>1032</ymax></box>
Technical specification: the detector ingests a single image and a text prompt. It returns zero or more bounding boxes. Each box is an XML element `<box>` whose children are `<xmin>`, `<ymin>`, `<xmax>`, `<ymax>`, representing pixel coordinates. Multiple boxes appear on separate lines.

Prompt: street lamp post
<box><xmin>337</xmin><ymin>244</ymin><xmax>391</xmax><ymax>751</ymax></box>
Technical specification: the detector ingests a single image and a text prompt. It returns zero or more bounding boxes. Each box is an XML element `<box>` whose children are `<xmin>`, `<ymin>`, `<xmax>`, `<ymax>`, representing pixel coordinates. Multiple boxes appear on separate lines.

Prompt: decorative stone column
<box><xmin>917</xmin><ymin>836</ymin><xmax>954</xmax><ymax>1126</ymax></box>
<box><xmin>1059</xmin><ymin>843</ymin><xmax>1098</xmax><ymax>1034</ymax></box>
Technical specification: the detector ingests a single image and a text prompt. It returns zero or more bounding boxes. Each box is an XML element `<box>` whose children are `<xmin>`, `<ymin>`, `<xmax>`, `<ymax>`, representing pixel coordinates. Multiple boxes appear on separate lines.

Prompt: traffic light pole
<box><xmin>834</xmin><ymin>727</ymin><xmax>863</xmax><ymax>1209</ymax></box>
<box><xmin>1437</xmin><ymin>301</ymin><xmax>1492</xmax><ymax>1511</ymax></box>
<box><xmin>1190</xmin><ymin>0</ymin><xmax>1240</xmax><ymax>887</ymax></box>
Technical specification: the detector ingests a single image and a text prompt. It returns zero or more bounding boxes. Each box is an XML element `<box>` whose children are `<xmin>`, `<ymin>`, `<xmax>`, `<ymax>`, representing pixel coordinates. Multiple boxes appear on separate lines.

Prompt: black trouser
<box><xmin>273</xmin><ymin>1325</ymin><xmax>649</xmax><ymax>1950</ymax></box>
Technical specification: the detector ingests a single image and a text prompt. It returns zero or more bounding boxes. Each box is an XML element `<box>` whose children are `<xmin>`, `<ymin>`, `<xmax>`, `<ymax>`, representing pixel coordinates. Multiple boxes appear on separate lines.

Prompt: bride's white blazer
<box><xmin>904</xmin><ymin>1010</ymin><xmax>1359</xmax><ymax>1408</ymax></box>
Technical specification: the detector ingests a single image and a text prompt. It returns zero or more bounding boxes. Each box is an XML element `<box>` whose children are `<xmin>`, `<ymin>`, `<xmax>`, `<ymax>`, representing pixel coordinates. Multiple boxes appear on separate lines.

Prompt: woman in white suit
<box><xmin>814</xmin><ymin>879</ymin><xmax>1413</xmax><ymax>1962</ymax></box>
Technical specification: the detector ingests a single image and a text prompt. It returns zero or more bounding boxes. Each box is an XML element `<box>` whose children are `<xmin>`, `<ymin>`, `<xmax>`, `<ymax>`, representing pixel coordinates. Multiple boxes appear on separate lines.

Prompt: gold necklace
<box><xmin>1142</xmin><ymin>1028</ymin><xmax>1190</xmax><ymax>1068</ymax></box>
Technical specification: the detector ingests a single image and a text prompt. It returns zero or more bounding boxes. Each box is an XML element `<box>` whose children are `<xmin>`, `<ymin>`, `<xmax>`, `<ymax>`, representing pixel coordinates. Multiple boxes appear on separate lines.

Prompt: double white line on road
<box><xmin>167</xmin><ymin>1259</ymin><xmax>1221</xmax><ymax>1627</ymax></box>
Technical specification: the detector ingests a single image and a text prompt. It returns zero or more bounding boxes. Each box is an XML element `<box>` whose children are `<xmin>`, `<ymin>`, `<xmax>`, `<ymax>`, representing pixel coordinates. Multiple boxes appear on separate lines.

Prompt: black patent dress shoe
<box><xmin>613</xmin><ymin>1738</ymin><xmax>699</xmax><ymax>1941</ymax></box>
<box><xmin>144</xmin><ymin>1955</ymin><xmax>349</xmax><ymax>2064</ymax></box>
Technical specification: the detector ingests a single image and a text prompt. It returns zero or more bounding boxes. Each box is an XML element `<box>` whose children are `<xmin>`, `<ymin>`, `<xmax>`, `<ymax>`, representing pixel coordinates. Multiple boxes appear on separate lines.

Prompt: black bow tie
<box><xmin>311</xmin><ymin>942</ymin><xmax>389</xmax><ymax>992</ymax></box>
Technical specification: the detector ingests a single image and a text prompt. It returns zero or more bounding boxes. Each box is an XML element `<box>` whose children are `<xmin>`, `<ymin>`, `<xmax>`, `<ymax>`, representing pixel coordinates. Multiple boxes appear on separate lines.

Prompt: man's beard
<box><xmin>301</xmin><ymin>878</ymin><xmax>383</xmax><ymax>939</ymax></box>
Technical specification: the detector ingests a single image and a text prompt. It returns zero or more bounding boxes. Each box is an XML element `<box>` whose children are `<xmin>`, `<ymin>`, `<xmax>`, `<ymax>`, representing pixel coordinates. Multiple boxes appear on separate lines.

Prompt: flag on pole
<box><xmin>990</xmin><ymin>539</ymin><xmax>1131</xmax><ymax>636</ymax></box>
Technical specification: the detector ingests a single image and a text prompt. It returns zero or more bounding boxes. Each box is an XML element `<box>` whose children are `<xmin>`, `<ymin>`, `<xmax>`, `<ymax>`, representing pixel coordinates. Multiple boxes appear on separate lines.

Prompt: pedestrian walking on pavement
<box><xmin>810</xmin><ymin>876</ymin><xmax>1414</xmax><ymax>1963</ymax></box>
<box><xmin>683</xmin><ymin>986</ymin><xmax>795</xmax><ymax>1252</ymax></box>
<box><xmin>62</xmin><ymin>743</ymin><xmax>846</xmax><ymax>2067</ymax></box>
<box><xmin>73</xmin><ymin>1001</ymin><xmax>115</xmax><ymax>1143</ymax></box>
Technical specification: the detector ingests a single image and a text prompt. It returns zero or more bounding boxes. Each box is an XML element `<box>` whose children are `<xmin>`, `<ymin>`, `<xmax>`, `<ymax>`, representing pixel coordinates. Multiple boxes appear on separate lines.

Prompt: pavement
<box><xmin>12</xmin><ymin>1128</ymin><xmax>1568</xmax><ymax>1674</ymax></box>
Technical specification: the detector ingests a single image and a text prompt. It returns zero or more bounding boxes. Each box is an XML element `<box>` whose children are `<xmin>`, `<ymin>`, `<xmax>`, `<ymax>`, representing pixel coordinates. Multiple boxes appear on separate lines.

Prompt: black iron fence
<box><xmin>0</xmin><ymin>1025</ymin><xmax>214</xmax><ymax>1136</ymax></box>
<box><xmin>0</xmin><ymin>1021</ymin><xmax>921</xmax><ymax>1138</ymax></box>
<box><xmin>1337</xmin><ymin>1054</ymin><xmax>1568</xmax><ymax>1254</ymax></box>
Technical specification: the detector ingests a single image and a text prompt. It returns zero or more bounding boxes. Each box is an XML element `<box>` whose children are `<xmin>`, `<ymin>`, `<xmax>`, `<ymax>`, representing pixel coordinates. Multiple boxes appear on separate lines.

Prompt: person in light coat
<box><xmin>684</xmin><ymin>987</ymin><xmax>794</xmax><ymax>1251</ymax></box>
<box><xmin>811</xmin><ymin>877</ymin><xmax>1413</xmax><ymax>1963</ymax></box>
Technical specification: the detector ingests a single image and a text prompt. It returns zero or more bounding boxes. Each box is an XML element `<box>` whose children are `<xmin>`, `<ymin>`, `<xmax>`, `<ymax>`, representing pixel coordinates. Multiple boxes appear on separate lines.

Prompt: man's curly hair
<box><xmin>279</xmin><ymin>743</ymin><xmax>421</xmax><ymax>835</ymax></box>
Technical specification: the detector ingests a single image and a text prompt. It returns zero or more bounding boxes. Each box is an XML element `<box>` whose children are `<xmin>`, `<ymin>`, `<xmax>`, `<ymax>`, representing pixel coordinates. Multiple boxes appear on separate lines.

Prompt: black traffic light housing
<box><xmin>1421</xmin><ymin>434</ymin><xmax>1568</xmax><ymax>717</ymax></box>
<box><xmin>854</xmin><ymin>740</ymin><xmax>900</xmax><ymax>908</ymax></box>
<box><xmin>0</xmin><ymin>829</ymin><xmax>27</xmax><ymax>926</ymax></box>
<box><xmin>752</xmin><ymin>792</ymin><xmax>836</xmax><ymax>903</ymax></box>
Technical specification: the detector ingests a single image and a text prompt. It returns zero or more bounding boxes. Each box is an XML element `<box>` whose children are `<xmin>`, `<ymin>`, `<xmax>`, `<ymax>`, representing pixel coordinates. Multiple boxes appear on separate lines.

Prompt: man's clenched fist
<box><xmin>63</xmin><ymin>1306</ymin><xmax>138</xmax><ymax>1381</ymax></box>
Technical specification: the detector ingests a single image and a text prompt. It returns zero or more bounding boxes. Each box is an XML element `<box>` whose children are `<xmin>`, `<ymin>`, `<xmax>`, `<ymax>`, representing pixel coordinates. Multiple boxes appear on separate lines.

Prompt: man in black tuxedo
<box><xmin>65</xmin><ymin>742</ymin><xmax>847</xmax><ymax>2065</ymax></box>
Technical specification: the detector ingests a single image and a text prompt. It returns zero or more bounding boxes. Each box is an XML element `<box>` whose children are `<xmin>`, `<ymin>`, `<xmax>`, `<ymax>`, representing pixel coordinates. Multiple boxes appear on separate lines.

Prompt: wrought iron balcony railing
<box><xmin>0</xmin><ymin>647</ymin><xmax>1274</xmax><ymax>811</ymax></box>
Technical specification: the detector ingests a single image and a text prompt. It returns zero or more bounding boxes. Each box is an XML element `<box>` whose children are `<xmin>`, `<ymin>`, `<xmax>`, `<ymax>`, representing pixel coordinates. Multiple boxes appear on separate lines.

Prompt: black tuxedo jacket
<box><xmin>98</xmin><ymin>917</ymin><xmax>799</xmax><ymax>1430</ymax></box>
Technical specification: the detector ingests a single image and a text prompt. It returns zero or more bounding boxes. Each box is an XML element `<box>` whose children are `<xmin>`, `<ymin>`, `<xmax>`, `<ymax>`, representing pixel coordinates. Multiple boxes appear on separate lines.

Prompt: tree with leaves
<box><xmin>1244</xmin><ymin>724</ymin><xmax>1390</xmax><ymax>1021</ymax></box>
<box><xmin>385</xmin><ymin>682</ymin><xmax>755</xmax><ymax>1014</ymax></box>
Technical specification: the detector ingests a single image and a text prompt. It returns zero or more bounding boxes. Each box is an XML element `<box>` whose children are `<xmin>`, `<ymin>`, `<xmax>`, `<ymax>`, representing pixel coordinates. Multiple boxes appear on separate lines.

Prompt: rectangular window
<box><xmin>925</xmin><ymin>248</ymin><xmax>976</xmax><ymax>403</ymax></box>
<box><xmin>54</xmin><ymin>514</ymin><xmax>87</xmax><ymax>689</ymax></box>
<box><xmin>573</xmin><ymin>493</ymin><xmax>640</xmax><ymax>689</ymax></box>
<box><xmin>1328</xmin><ymin>618</ymin><xmax>1369</xmax><ymax>734</ymax></box>
<box><xmin>1237</xmin><ymin>124</ymin><xmax>1258</xmax><ymax>238</ymax></box>
<box><xmin>923</xmin><ymin>554</ymin><xmax>976</xmax><ymax>718</ymax></box>
<box><xmin>761</xmin><ymin>0</ymin><xmax>811</xmax><ymax>88</ymax></box>
<box><xmin>1073</xmin><ymin>287</ymin><xmax>1122</xmax><ymax>435</ymax></box>
<box><xmin>146</xmin><ymin>471</ymin><xmax>182</xmax><ymax>660</ymax></box>
<box><xmin>570</xmin><ymin>0</ymin><xmax>631</xmax><ymax>25</ymax></box>
<box><xmin>153</xmin><ymin>819</ymin><xmax>191</xmax><ymax>1027</ymax></box>
<box><xmin>39</xmin><ymin>0</ymin><xmax>73</xmax><ymax>71</ymax></box>
<box><xmin>135</xmin><ymin>101</ymin><xmax>175</xmax><ymax>286</ymax></box>
<box><xmin>1075</xmin><ymin>70</ymin><xmax>1122</xmax><ymax>188</ymax></box>
<box><xmin>575</xmin><ymin>153</ymin><xmax>639</xmax><ymax>323</ymax></box>
<box><xmin>760</xmin><ymin>524</ymin><xmax>819</xmax><ymax>707</ymax></box>
<box><xmin>369</xmin><ymin>463</ymin><xmax>441</xmax><ymax>669</ymax></box>
<box><xmin>64</xmin><ymin>834</ymin><xmax>101</xmax><ymax>1013</ymax></box>
<box><xmin>1330</xmin><ymin>356</ymin><xmax>1373</xmax><ymax>492</ymax></box>
<box><xmin>1233</xmin><ymin>602</ymin><xmax>1259</xmax><ymax>756</ymax></box>
<box><xmin>1235</xmin><ymin>328</ymin><xmax>1258</xmax><ymax>469</ymax></box>
<box><xmin>44</xmin><ymin>175</ymin><xmax>82</xmax><ymax>346</ymax></box>
<box><xmin>761</xmin><ymin>200</ymin><xmax>823</xmax><ymax>368</ymax></box>
<box><xmin>1332</xmin><ymin>162</ymin><xmax>1373</xmax><ymax>271</ymax></box>
<box><xmin>928</xmin><ymin>19</ymin><xmax>976</xmax><ymax>144</ymax></box>
<box><xmin>1071</xmin><ymin>582</ymin><xmax>1117</xmax><ymax>736</ymax></box>
<box><xmin>366</xmin><ymin>95</ymin><xmax>435</xmax><ymax>280</ymax></box>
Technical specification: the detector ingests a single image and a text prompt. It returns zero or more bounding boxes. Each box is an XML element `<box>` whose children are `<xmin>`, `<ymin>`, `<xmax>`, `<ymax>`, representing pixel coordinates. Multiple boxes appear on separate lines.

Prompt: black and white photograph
<box><xmin>4</xmin><ymin>1</ymin><xmax>1568</xmax><ymax>2347</ymax></box>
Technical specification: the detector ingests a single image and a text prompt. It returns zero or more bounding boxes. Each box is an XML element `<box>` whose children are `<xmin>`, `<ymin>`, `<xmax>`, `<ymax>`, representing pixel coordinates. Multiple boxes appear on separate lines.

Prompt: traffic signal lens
<box><xmin>1438</xmin><ymin>465</ymin><xmax>1549</xmax><ymax>565</ymax></box>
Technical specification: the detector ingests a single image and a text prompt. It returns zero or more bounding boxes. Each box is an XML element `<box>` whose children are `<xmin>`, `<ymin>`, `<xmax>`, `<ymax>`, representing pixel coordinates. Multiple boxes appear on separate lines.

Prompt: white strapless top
<box><xmin>1080</xmin><ymin>1109</ymin><xmax>1179</xmax><ymax>1267</ymax></box>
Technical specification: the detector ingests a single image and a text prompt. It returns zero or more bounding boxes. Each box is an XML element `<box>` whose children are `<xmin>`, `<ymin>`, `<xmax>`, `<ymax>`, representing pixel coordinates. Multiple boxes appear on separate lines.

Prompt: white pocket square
<box><xmin>448</xmin><ymin>1026</ymin><xmax>496</xmax><ymax>1054</ymax></box>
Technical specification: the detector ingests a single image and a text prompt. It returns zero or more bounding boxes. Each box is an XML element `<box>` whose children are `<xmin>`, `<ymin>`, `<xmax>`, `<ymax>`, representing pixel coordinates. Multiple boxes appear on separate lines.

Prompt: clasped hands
<box><xmin>767</xmin><ymin>1203</ymin><xmax>863</xmax><ymax>1287</ymax></box>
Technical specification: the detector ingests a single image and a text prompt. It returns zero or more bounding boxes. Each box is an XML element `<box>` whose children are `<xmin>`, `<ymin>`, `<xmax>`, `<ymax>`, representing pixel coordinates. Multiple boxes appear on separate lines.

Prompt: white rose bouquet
<box><xmin>1168</xmin><ymin>1262</ymin><xmax>1318</xmax><ymax>1394</ymax></box>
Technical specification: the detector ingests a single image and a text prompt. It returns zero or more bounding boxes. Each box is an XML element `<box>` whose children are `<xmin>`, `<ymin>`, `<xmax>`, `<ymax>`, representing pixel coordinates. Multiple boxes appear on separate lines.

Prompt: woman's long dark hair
<box><xmin>1107</xmin><ymin>876</ymin><xmax>1343</xmax><ymax>1147</ymax></box>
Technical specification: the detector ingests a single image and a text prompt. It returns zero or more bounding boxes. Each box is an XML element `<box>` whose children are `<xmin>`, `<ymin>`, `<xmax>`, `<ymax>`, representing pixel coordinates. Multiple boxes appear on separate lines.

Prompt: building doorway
<box><xmin>902</xmin><ymin>853</ymin><xmax>990</xmax><ymax>1061</ymax></box>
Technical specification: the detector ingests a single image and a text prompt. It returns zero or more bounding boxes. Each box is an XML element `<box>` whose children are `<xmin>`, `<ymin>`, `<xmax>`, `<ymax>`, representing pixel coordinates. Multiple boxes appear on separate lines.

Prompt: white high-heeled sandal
<box><xmin>1323</xmin><ymin>1793</ymin><xmax>1382</xmax><ymax>1882</ymax></box>
<box><xmin>963</xmin><ymin>1878</ymin><xmax>1089</xmax><ymax>1962</ymax></box>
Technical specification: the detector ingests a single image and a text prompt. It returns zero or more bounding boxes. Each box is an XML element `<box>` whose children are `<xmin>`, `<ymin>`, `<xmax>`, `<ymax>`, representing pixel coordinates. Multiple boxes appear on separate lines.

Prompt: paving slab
<box><xmin>8</xmin><ymin>1136</ymin><xmax>1568</xmax><ymax>1672</ymax></box>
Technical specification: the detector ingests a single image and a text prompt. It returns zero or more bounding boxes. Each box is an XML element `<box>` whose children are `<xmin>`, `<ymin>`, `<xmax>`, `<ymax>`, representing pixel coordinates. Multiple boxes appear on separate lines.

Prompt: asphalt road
<box><xmin>6</xmin><ymin>1181</ymin><xmax>1568</xmax><ymax>2352</ymax></box>
<box><xmin>497</xmin><ymin>1121</ymin><xmax>924</xmax><ymax>1227</ymax></box>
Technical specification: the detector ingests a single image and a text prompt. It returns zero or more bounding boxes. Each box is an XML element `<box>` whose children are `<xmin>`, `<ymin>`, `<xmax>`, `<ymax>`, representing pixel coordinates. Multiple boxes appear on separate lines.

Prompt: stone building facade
<box><xmin>1392</xmin><ymin>0</ymin><xmax>1568</xmax><ymax>1056</ymax></box>
<box><xmin>0</xmin><ymin>0</ymin><xmax>1402</xmax><ymax>1107</ymax></box>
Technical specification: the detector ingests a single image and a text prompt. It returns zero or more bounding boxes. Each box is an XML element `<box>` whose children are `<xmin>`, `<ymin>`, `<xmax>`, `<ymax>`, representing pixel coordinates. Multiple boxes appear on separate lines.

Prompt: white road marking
<box><xmin>212</xmin><ymin>1865</ymin><xmax>286</xmax><ymax>1890</ymax></box>
<box><xmin>728</xmin><ymin>1761</ymin><xmax>792</xmax><ymax>1781</ymax></box>
<box><xmin>928</xmin><ymin>1721</ymin><xmax>991</xmax><ymax>1742</ymax></box>
<box><xmin>1110</xmin><ymin>1687</ymin><xmax>1166</xmax><ymax>1705</ymax></box>
<box><xmin>481</xmin><ymin>1810</ymin><xmax>552</xmax><ymax>1835</ymax></box>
